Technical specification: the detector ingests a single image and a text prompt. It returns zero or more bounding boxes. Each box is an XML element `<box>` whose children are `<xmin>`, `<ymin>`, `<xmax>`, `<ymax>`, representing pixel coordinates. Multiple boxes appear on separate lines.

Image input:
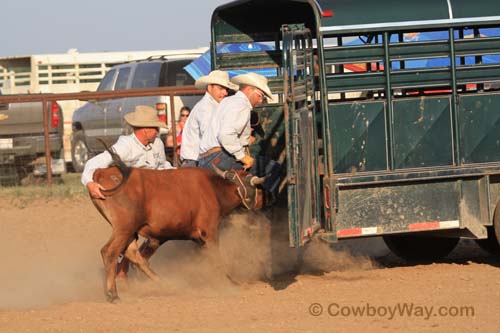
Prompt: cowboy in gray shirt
<box><xmin>82</xmin><ymin>105</ymin><xmax>173</xmax><ymax>199</ymax></box>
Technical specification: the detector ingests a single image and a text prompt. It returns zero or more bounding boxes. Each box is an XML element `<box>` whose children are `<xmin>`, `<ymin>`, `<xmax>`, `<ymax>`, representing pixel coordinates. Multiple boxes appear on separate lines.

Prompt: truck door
<box><xmin>85</xmin><ymin>69</ymin><xmax>116</xmax><ymax>152</ymax></box>
<box><xmin>105</xmin><ymin>66</ymin><xmax>131</xmax><ymax>147</ymax></box>
<box><xmin>282</xmin><ymin>24</ymin><xmax>322</xmax><ymax>247</ymax></box>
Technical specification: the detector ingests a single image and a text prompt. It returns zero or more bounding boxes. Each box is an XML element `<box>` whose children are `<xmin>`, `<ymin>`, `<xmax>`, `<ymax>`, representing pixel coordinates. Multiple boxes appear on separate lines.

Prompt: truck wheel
<box><xmin>383</xmin><ymin>234</ymin><xmax>459</xmax><ymax>261</ymax></box>
<box><xmin>71</xmin><ymin>131</ymin><xmax>89</xmax><ymax>173</ymax></box>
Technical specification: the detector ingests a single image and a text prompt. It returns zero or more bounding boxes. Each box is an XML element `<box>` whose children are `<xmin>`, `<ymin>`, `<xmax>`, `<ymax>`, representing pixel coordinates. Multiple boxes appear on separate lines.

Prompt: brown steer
<box><xmin>91</xmin><ymin>150</ymin><xmax>263</xmax><ymax>302</ymax></box>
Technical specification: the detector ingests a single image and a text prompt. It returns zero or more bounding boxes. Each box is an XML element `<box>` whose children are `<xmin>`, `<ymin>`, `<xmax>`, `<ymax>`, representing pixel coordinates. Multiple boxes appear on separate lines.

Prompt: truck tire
<box><xmin>71</xmin><ymin>131</ymin><xmax>89</xmax><ymax>173</ymax></box>
<box><xmin>383</xmin><ymin>234</ymin><xmax>459</xmax><ymax>261</ymax></box>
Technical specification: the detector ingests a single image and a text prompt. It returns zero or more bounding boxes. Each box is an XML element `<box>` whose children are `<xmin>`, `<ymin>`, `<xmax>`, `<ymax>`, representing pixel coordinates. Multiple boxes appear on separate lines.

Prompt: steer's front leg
<box><xmin>101</xmin><ymin>231</ymin><xmax>133</xmax><ymax>302</ymax></box>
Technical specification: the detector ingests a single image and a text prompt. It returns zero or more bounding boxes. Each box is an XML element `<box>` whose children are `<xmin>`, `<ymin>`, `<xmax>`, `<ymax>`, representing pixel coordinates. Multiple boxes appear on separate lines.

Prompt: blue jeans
<box><xmin>199</xmin><ymin>149</ymin><xmax>282</xmax><ymax>193</ymax></box>
<box><xmin>181</xmin><ymin>159</ymin><xmax>198</xmax><ymax>168</ymax></box>
<box><xmin>199</xmin><ymin>150</ymin><xmax>243</xmax><ymax>172</ymax></box>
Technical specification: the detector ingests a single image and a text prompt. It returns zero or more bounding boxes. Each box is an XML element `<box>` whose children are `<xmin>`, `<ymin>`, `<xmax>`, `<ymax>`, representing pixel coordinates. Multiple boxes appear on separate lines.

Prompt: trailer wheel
<box><xmin>474</xmin><ymin>227</ymin><xmax>500</xmax><ymax>255</ymax></box>
<box><xmin>383</xmin><ymin>234</ymin><xmax>459</xmax><ymax>261</ymax></box>
<box><xmin>71</xmin><ymin>131</ymin><xmax>89</xmax><ymax>173</ymax></box>
<box><xmin>475</xmin><ymin>202</ymin><xmax>500</xmax><ymax>255</ymax></box>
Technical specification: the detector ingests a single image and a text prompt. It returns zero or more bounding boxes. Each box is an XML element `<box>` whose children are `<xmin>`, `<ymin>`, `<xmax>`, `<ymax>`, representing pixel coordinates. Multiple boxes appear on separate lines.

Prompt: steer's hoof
<box><xmin>106</xmin><ymin>292</ymin><xmax>121</xmax><ymax>303</ymax></box>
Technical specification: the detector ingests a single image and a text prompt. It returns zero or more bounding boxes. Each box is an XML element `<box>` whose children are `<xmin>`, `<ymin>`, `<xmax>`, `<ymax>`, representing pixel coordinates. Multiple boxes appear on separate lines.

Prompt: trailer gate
<box><xmin>282</xmin><ymin>24</ymin><xmax>321</xmax><ymax>246</ymax></box>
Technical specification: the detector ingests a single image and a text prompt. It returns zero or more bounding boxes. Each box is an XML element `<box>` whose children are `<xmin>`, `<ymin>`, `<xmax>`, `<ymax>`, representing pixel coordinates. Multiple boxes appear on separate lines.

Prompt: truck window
<box><xmin>162</xmin><ymin>60</ymin><xmax>195</xmax><ymax>86</ymax></box>
<box><xmin>115</xmin><ymin>68</ymin><xmax>131</xmax><ymax>90</ymax></box>
<box><xmin>131</xmin><ymin>63</ymin><xmax>161</xmax><ymax>88</ymax></box>
<box><xmin>97</xmin><ymin>69</ymin><xmax>116</xmax><ymax>91</ymax></box>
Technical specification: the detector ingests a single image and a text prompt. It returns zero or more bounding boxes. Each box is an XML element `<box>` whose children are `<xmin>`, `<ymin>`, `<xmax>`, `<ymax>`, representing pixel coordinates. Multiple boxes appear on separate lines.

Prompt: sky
<box><xmin>0</xmin><ymin>0</ymin><xmax>230</xmax><ymax>57</ymax></box>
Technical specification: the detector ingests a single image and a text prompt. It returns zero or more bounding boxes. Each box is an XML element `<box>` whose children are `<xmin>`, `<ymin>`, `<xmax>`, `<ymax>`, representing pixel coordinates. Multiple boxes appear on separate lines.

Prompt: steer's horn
<box><xmin>250</xmin><ymin>176</ymin><xmax>267</xmax><ymax>186</ymax></box>
<box><xmin>210</xmin><ymin>162</ymin><xmax>227</xmax><ymax>179</ymax></box>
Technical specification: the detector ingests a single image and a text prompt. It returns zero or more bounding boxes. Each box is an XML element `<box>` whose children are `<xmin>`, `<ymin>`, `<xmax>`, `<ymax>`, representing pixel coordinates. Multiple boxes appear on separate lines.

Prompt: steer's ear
<box><xmin>94</xmin><ymin>167</ymin><xmax>124</xmax><ymax>189</ymax></box>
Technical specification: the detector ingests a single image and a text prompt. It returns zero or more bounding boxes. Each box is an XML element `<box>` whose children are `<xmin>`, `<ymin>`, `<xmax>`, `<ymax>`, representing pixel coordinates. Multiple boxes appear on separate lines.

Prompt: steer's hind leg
<box><xmin>101</xmin><ymin>230</ymin><xmax>134</xmax><ymax>303</ymax></box>
<box><xmin>116</xmin><ymin>257</ymin><xmax>131</xmax><ymax>280</ymax></box>
<box><xmin>139</xmin><ymin>237</ymin><xmax>162</xmax><ymax>260</ymax></box>
<box><xmin>117</xmin><ymin>237</ymin><xmax>161</xmax><ymax>279</ymax></box>
<box><xmin>123</xmin><ymin>239</ymin><xmax>160</xmax><ymax>281</ymax></box>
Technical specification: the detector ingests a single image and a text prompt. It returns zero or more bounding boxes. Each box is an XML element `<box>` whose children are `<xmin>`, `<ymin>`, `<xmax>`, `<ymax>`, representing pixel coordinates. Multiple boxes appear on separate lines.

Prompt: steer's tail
<box><xmin>97</xmin><ymin>138</ymin><xmax>132</xmax><ymax>192</ymax></box>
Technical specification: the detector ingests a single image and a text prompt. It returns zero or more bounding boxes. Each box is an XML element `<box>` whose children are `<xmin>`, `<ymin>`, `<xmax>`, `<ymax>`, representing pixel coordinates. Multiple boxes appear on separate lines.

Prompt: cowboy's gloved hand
<box><xmin>239</xmin><ymin>154</ymin><xmax>254</xmax><ymax>170</ymax></box>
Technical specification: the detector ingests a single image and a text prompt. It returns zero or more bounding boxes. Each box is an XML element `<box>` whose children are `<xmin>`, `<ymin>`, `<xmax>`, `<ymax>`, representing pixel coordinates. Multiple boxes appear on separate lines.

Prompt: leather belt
<box><xmin>199</xmin><ymin>147</ymin><xmax>222</xmax><ymax>159</ymax></box>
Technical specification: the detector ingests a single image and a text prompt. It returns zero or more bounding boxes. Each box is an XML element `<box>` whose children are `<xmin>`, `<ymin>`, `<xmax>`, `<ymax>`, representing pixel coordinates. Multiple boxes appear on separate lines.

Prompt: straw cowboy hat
<box><xmin>231</xmin><ymin>72</ymin><xmax>273</xmax><ymax>98</ymax></box>
<box><xmin>124</xmin><ymin>105</ymin><xmax>167</xmax><ymax>129</ymax></box>
<box><xmin>195</xmin><ymin>70</ymin><xmax>239</xmax><ymax>91</ymax></box>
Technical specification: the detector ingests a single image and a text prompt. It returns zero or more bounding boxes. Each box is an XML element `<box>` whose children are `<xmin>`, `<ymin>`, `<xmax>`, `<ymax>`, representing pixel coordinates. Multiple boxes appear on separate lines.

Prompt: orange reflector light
<box><xmin>155</xmin><ymin>103</ymin><xmax>167</xmax><ymax>111</ymax></box>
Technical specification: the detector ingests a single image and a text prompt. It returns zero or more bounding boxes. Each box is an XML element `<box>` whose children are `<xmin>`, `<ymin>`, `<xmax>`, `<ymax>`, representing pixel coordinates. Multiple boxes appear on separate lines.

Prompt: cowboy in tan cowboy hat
<box><xmin>82</xmin><ymin>105</ymin><xmax>173</xmax><ymax>200</ymax></box>
<box><xmin>81</xmin><ymin>104</ymin><xmax>175</xmax><ymax>279</ymax></box>
<box><xmin>180</xmin><ymin>70</ymin><xmax>239</xmax><ymax>167</ymax></box>
<box><xmin>124</xmin><ymin>105</ymin><xmax>167</xmax><ymax>129</ymax></box>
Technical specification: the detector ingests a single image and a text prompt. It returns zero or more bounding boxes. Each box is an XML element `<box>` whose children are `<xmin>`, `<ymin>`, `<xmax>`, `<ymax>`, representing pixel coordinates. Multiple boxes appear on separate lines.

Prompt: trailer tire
<box><xmin>475</xmin><ymin>226</ymin><xmax>500</xmax><ymax>255</ymax></box>
<box><xmin>71</xmin><ymin>131</ymin><xmax>89</xmax><ymax>173</ymax></box>
<box><xmin>475</xmin><ymin>201</ymin><xmax>500</xmax><ymax>255</ymax></box>
<box><xmin>383</xmin><ymin>234</ymin><xmax>459</xmax><ymax>261</ymax></box>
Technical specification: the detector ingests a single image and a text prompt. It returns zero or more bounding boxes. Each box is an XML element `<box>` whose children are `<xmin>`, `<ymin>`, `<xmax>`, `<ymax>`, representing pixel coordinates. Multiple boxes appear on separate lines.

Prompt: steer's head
<box><xmin>210</xmin><ymin>163</ymin><xmax>266</xmax><ymax>210</ymax></box>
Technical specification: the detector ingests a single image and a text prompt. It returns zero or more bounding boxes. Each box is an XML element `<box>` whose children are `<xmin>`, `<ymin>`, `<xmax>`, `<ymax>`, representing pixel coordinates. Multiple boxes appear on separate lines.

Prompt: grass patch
<box><xmin>0</xmin><ymin>173</ymin><xmax>87</xmax><ymax>205</ymax></box>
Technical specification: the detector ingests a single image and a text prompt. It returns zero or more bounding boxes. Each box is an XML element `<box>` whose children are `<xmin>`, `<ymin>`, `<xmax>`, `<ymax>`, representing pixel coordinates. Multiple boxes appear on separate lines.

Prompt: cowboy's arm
<box><xmin>81</xmin><ymin>136</ymin><xmax>131</xmax><ymax>198</ymax></box>
<box><xmin>81</xmin><ymin>151</ymin><xmax>113</xmax><ymax>186</ymax></box>
<box><xmin>179</xmin><ymin>109</ymin><xmax>201</xmax><ymax>161</ymax></box>
<box><xmin>218</xmin><ymin>107</ymin><xmax>250</xmax><ymax>160</ymax></box>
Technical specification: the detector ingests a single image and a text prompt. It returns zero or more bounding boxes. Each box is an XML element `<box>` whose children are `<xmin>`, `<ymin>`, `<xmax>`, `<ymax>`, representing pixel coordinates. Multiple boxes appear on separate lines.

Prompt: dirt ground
<box><xmin>0</xmin><ymin>196</ymin><xmax>499</xmax><ymax>332</ymax></box>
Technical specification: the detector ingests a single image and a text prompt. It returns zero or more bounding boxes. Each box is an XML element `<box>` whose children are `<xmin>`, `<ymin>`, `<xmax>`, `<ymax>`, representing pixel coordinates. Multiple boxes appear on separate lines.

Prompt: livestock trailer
<box><xmin>210</xmin><ymin>0</ymin><xmax>500</xmax><ymax>260</ymax></box>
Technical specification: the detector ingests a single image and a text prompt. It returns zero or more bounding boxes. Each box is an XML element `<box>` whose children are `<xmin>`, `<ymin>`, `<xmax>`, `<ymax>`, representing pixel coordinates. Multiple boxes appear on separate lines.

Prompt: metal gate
<box><xmin>282</xmin><ymin>24</ymin><xmax>321</xmax><ymax>247</ymax></box>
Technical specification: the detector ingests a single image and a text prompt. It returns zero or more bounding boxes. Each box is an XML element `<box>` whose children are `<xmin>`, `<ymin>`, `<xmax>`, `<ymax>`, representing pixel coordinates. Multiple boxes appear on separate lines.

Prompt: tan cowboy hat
<box><xmin>231</xmin><ymin>72</ymin><xmax>273</xmax><ymax>98</ymax></box>
<box><xmin>124</xmin><ymin>105</ymin><xmax>167</xmax><ymax>129</ymax></box>
<box><xmin>194</xmin><ymin>70</ymin><xmax>239</xmax><ymax>91</ymax></box>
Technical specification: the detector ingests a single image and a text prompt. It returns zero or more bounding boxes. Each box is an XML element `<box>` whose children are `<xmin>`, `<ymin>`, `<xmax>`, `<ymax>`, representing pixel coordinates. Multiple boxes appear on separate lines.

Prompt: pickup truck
<box><xmin>0</xmin><ymin>90</ymin><xmax>65</xmax><ymax>185</ymax></box>
<box><xmin>71</xmin><ymin>56</ymin><xmax>202</xmax><ymax>172</ymax></box>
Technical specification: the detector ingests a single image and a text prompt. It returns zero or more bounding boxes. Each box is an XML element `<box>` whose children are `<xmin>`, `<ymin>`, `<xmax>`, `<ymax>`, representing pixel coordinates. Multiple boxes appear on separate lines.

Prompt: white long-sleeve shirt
<box><xmin>81</xmin><ymin>133</ymin><xmax>173</xmax><ymax>185</ymax></box>
<box><xmin>199</xmin><ymin>91</ymin><xmax>252</xmax><ymax>160</ymax></box>
<box><xmin>180</xmin><ymin>92</ymin><xmax>218</xmax><ymax>161</ymax></box>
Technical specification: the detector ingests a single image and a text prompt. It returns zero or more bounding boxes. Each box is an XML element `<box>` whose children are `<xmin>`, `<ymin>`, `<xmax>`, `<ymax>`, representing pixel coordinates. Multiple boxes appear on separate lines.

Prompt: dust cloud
<box><xmin>134</xmin><ymin>209</ymin><xmax>386</xmax><ymax>295</ymax></box>
<box><xmin>0</xmin><ymin>199</ymin><xmax>387</xmax><ymax>309</ymax></box>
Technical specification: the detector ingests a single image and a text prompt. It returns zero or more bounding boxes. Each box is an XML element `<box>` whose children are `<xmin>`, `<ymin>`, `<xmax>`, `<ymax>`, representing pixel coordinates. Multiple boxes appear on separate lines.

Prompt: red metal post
<box><xmin>42</xmin><ymin>99</ymin><xmax>53</xmax><ymax>186</ymax></box>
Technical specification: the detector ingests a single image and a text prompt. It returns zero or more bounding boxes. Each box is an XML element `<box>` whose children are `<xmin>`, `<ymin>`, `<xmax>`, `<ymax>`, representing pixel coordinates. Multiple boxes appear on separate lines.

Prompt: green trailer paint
<box><xmin>210</xmin><ymin>0</ymin><xmax>500</xmax><ymax>259</ymax></box>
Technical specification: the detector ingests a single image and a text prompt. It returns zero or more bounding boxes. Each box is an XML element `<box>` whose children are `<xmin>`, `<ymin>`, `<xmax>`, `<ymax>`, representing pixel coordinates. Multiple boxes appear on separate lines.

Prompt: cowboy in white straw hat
<box><xmin>197</xmin><ymin>72</ymin><xmax>273</xmax><ymax>209</ymax></box>
<box><xmin>82</xmin><ymin>105</ymin><xmax>173</xmax><ymax>200</ymax></box>
<box><xmin>180</xmin><ymin>70</ymin><xmax>239</xmax><ymax>167</ymax></box>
